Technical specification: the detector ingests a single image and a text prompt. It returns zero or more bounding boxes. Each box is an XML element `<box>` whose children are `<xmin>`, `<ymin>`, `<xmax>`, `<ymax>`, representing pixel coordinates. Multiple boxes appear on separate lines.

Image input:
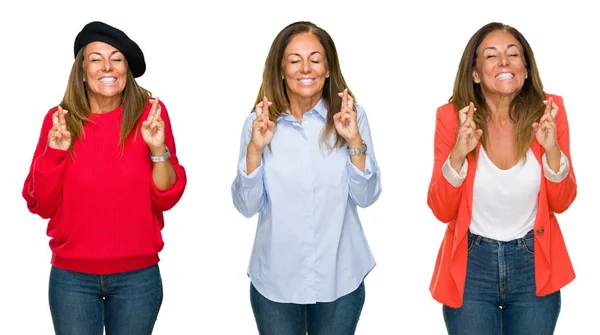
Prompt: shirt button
<box><xmin>536</xmin><ymin>229</ymin><xmax>545</xmax><ymax>234</ymax></box>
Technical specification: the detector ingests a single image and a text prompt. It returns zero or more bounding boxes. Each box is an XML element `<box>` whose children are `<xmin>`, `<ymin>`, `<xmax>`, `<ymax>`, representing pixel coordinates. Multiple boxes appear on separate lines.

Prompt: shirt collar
<box><xmin>278</xmin><ymin>98</ymin><xmax>327</xmax><ymax>122</ymax></box>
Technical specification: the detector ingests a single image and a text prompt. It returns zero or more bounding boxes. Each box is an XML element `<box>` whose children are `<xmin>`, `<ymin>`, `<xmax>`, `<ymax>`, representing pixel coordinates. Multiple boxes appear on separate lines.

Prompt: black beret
<box><xmin>74</xmin><ymin>21</ymin><xmax>146</xmax><ymax>78</ymax></box>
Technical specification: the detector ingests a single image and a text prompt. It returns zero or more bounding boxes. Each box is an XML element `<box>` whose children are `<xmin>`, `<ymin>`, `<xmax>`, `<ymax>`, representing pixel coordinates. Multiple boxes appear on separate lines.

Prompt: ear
<box><xmin>472</xmin><ymin>69</ymin><xmax>480</xmax><ymax>84</ymax></box>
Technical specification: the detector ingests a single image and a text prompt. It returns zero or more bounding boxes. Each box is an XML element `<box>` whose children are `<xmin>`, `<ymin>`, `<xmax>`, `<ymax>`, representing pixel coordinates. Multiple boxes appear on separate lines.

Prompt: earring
<box><xmin>474</xmin><ymin>79</ymin><xmax>480</xmax><ymax>84</ymax></box>
<box><xmin>525</xmin><ymin>72</ymin><xmax>528</xmax><ymax>79</ymax></box>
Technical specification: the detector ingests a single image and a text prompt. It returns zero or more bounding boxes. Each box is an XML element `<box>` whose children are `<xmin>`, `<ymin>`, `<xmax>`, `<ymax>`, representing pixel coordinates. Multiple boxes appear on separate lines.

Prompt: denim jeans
<box><xmin>49</xmin><ymin>264</ymin><xmax>163</xmax><ymax>335</ymax></box>
<box><xmin>250</xmin><ymin>281</ymin><xmax>365</xmax><ymax>335</ymax></box>
<box><xmin>443</xmin><ymin>230</ymin><xmax>561</xmax><ymax>335</ymax></box>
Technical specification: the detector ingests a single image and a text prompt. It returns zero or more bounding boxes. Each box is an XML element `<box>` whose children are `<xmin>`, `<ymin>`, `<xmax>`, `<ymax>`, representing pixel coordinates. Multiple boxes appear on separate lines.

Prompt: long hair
<box><xmin>59</xmin><ymin>47</ymin><xmax>151</xmax><ymax>152</ymax></box>
<box><xmin>450</xmin><ymin>22</ymin><xmax>546</xmax><ymax>161</ymax></box>
<box><xmin>254</xmin><ymin>21</ymin><xmax>353</xmax><ymax>149</ymax></box>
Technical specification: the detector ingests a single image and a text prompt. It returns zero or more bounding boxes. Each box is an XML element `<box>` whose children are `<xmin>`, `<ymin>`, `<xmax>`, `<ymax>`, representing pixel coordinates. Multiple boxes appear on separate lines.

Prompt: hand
<box><xmin>248</xmin><ymin>97</ymin><xmax>275</xmax><ymax>154</ymax></box>
<box><xmin>47</xmin><ymin>106</ymin><xmax>71</xmax><ymax>151</ymax></box>
<box><xmin>334</xmin><ymin>89</ymin><xmax>362</xmax><ymax>147</ymax></box>
<box><xmin>532</xmin><ymin>97</ymin><xmax>559</xmax><ymax>154</ymax></box>
<box><xmin>451</xmin><ymin>102</ymin><xmax>482</xmax><ymax>160</ymax></box>
<box><xmin>141</xmin><ymin>97</ymin><xmax>166</xmax><ymax>155</ymax></box>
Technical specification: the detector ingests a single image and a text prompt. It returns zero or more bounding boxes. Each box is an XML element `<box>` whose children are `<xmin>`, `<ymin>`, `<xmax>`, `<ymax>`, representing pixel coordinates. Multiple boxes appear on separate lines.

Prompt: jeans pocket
<box><xmin>467</xmin><ymin>234</ymin><xmax>476</xmax><ymax>252</ymax></box>
<box><xmin>523</xmin><ymin>237</ymin><xmax>535</xmax><ymax>255</ymax></box>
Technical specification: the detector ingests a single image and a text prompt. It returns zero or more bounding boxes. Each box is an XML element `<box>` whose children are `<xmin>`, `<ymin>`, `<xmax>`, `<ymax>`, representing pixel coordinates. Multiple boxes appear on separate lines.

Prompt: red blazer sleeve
<box><xmin>427</xmin><ymin>104</ymin><xmax>464</xmax><ymax>223</ymax></box>
<box><xmin>22</xmin><ymin>108</ymin><xmax>68</xmax><ymax>219</ymax></box>
<box><xmin>545</xmin><ymin>94</ymin><xmax>577</xmax><ymax>213</ymax></box>
<box><xmin>149</xmin><ymin>100</ymin><xmax>187</xmax><ymax>211</ymax></box>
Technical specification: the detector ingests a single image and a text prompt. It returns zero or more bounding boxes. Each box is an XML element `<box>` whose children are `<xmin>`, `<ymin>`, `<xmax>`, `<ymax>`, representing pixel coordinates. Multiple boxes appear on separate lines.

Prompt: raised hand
<box><xmin>48</xmin><ymin>106</ymin><xmax>71</xmax><ymax>151</ymax></box>
<box><xmin>141</xmin><ymin>97</ymin><xmax>166</xmax><ymax>155</ymax></box>
<box><xmin>334</xmin><ymin>88</ymin><xmax>362</xmax><ymax>147</ymax></box>
<box><xmin>448</xmin><ymin>102</ymin><xmax>482</xmax><ymax>172</ymax></box>
<box><xmin>452</xmin><ymin>102</ymin><xmax>482</xmax><ymax>160</ymax></box>
<box><xmin>532</xmin><ymin>97</ymin><xmax>559</xmax><ymax>153</ymax></box>
<box><xmin>248</xmin><ymin>97</ymin><xmax>275</xmax><ymax>154</ymax></box>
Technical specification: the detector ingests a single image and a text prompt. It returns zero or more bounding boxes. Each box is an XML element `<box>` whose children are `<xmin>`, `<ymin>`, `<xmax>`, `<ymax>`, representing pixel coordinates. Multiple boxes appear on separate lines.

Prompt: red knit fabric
<box><xmin>22</xmin><ymin>100</ymin><xmax>186</xmax><ymax>274</ymax></box>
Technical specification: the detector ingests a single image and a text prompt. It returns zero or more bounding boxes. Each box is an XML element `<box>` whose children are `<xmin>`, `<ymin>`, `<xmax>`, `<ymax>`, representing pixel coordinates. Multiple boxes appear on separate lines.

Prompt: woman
<box><xmin>22</xmin><ymin>21</ymin><xmax>186</xmax><ymax>334</ymax></box>
<box><xmin>231</xmin><ymin>21</ymin><xmax>382</xmax><ymax>334</ymax></box>
<box><xmin>427</xmin><ymin>22</ymin><xmax>576</xmax><ymax>334</ymax></box>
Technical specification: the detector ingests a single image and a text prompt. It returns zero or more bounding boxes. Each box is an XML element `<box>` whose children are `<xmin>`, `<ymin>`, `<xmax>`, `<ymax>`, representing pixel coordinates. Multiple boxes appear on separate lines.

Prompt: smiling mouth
<box><xmin>99</xmin><ymin>77</ymin><xmax>117</xmax><ymax>83</ymax></box>
<box><xmin>298</xmin><ymin>78</ymin><xmax>316</xmax><ymax>85</ymax></box>
<box><xmin>495</xmin><ymin>72</ymin><xmax>514</xmax><ymax>80</ymax></box>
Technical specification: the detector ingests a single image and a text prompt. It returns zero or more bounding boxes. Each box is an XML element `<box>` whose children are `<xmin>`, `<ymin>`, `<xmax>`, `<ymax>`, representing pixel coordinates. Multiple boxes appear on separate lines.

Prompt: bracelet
<box><xmin>150</xmin><ymin>146</ymin><xmax>170</xmax><ymax>162</ymax></box>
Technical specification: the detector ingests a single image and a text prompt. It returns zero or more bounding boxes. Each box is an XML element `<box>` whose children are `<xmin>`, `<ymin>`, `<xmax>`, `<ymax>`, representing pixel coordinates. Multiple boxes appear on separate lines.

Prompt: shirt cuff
<box><xmin>542</xmin><ymin>150</ymin><xmax>569</xmax><ymax>183</ymax></box>
<box><xmin>238</xmin><ymin>161</ymin><xmax>264</xmax><ymax>188</ymax></box>
<box><xmin>347</xmin><ymin>154</ymin><xmax>375</xmax><ymax>184</ymax></box>
<box><xmin>442</xmin><ymin>157</ymin><xmax>467</xmax><ymax>188</ymax></box>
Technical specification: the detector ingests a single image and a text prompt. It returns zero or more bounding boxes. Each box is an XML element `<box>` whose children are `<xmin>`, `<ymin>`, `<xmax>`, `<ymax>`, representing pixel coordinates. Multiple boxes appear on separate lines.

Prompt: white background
<box><xmin>1</xmin><ymin>0</ymin><xmax>597</xmax><ymax>334</ymax></box>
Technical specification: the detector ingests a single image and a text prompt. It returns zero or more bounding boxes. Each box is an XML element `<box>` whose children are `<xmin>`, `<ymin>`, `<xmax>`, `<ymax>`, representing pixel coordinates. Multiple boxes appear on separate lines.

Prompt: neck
<box><xmin>289</xmin><ymin>95</ymin><xmax>321</xmax><ymax>120</ymax></box>
<box><xmin>89</xmin><ymin>95</ymin><xmax>122</xmax><ymax>114</ymax></box>
<box><xmin>484</xmin><ymin>93</ymin><xmax>514</xmax><ymax>123</ymax></box>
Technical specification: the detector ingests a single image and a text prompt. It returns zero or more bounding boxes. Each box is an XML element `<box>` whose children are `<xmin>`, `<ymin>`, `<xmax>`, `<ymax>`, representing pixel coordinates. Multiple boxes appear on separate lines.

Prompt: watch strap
<box><xmin>150</xmin><ymin>146</ymin><xmax>171</xmax><ymax>162</ymax></box>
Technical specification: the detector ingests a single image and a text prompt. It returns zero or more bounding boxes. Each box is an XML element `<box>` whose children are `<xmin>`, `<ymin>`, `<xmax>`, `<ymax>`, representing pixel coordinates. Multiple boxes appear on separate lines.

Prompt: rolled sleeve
<box><xmin>542</xmin><ymin>150</ymin><xmax>569</xmax><ymax>183</ymax></box>
<box><xmin>442</xmin><ymin>157</ymin><xmax>468</xmax><ymax>188</ymax></box>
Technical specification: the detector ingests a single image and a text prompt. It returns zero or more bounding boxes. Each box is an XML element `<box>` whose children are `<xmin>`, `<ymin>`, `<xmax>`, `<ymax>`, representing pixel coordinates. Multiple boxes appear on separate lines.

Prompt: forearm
<box><xmin>246</xmin><ymin>144</ymin><xmax>262</xmax><ymax>175</ymax></box>
<box><xmin>152</xmin><ymin>160</ymin><xmax>177</xmax><ymax>190</ymax></box>
<box><xmin>545</xmin><ymin>146</ymin><xmax>561</xmax><ymax>173</ymax></box>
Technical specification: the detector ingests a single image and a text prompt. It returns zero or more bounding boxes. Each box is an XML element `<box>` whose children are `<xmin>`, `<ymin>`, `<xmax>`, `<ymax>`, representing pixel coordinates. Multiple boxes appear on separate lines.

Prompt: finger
<box><xmin>474</xmin><ymin>129</ymin><xmax>483</xmax><ymax>140</ymax></box>
<box><xmin>52</xmin><ymin>110</ymin><xmax>60</xmax><ymax>127</ymax></box>
<box><xmin>467</xmin><ymin>102</ymin><xmax>475</xmax><ymax>121</ymax></box>
<box><xmin>532</xmin><ymin>122</ymin><xmax>540</xmax><ymax>131</ymax></box>
<box><xmin>550</xmin><ymin>100</ymin><xmax>558</xmax><ymax>119</ymax></box>
<box><xmin>347</xmin><ymin>93</ymin><xmax>354</xmax><ymax>110</ymax></box>
<box><xmin>458</xmin><ymin>105</ymin><xmax>470</xmax><ymax>124</ymax></box>
<box><xmin>154</xmin><ymin>103</ymin><xmax>162</xmax><ymax>123</ymax></box>
<box><xmin>543</xmin><ymin>97</ymin><xmax>552</xmax><ymax>116</ymax></box>
<box><xmin>333</xmin><ymin>111</ymin><xmax>341</xmax><ymax>123</ymax></box>
<box><xmin>340</xmin><ymin>89</ymin><xmax>348</xmax><ymax>110</ymax></box>
<box><xmin>263</xmin><ymin>97</ymin><xmax>270</xmax><ymax>120</ymax></box>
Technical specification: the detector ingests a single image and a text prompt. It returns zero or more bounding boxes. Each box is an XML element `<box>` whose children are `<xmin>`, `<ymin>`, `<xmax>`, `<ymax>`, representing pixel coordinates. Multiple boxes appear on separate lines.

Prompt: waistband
<box><xmin>468</xmin><ymin>229</ymin><xmax>534</xmax><ymax>245</ymax></box>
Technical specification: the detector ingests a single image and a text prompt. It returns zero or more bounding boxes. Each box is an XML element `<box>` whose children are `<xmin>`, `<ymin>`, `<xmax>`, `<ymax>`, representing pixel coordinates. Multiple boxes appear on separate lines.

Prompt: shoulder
<box><xmin>355</xmin><ymin>104</ymin><xmax>368</xmax><ymax>122</ymax></box>
<box><xmin>544</xmin><ymin>93</ymin><xmax>565</xmax><ymax>110</ymax></box>
<box><xmin>436</xmin><ymin>102</ymin><xmax>458</xmax><ymax>121</ymax></box>
<box><xmin>41</xmin><ymin>107</ymin><xmax>59</xmax><ymax>125</ymax></box>
<box><xmin>434</xmin><ymin>102</ymin><xmax>459</xmax><ymax>133</ymax></box>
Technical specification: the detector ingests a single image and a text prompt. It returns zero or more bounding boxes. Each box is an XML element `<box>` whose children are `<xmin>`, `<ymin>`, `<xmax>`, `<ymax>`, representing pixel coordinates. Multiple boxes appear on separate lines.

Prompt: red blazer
<box><xmin>427</xmin><ymin>94</ymin><xmax>577</xmax><ymax>308</ymax></box>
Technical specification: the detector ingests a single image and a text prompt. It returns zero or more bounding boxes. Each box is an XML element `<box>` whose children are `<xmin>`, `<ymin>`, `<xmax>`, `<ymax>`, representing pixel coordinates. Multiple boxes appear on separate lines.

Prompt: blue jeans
<box><xmin>250</xmin><ymin>282</ymin><xmax>365</xmax><ymax>335</ymax></box>
<box><xmin>49</xmin><ymin>264</ymin><xmax>163</xmax><ymax>335</ymax></box>
<box><xmin>443</xmin><ymin>230</ymin><xmax>561</xmax><ymax>335</ymax></box>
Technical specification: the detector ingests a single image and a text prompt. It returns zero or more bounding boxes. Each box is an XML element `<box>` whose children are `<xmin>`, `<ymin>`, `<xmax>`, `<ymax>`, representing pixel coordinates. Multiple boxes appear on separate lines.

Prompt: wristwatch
<box><xmin>348</xmin><ymin>141</ymin><xmax>367</xmax><ymax>156</ymax></box>
<box><xmin>150</xmin><ymin>146</ymin><xmax>171</xmax><ymax>162</ymax></box>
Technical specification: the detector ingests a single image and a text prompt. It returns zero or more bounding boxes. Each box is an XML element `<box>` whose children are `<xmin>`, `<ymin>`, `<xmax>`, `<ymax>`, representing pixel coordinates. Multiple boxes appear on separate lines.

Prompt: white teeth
<box><xmin>99</xmin><ymin>77</ymin><xmax>116</xmax><ymax>83</ymax></box>
<box><xmin>495</xmin><ymin>73</ymin><xmax>514</xmax><ymax>80</ymax></box>
<box><xmin>299</xmin><ymin>79</ymin><xmax>314</xmax><ymax>83</ymax></box>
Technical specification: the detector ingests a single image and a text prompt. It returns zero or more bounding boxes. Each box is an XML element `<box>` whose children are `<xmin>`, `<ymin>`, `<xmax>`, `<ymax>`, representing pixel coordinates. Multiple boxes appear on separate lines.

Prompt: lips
<box><xmin>495</xmin><ymin>72</ymin><xmax>514</xmax><ymax>80</ymax></box>
<box><xmin>99</xmin><ymin>77</ymin><xmax>117</xmax><ymax>83</ymax></box>
<box><xmin>297</xmin><ymin>78</ymin><xmax>316</xmax><ymax>85</ymax></box>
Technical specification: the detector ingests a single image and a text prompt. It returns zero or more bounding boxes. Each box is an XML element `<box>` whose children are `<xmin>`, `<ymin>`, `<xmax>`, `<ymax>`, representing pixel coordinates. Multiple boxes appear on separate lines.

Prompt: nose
<box><xmin>301</xmin><ymin>60</ymin><xmax>311</xmax><ymax>73</ymax></box>
<box><xmin>499</xmin><ymin>54</ymin><xmax>509</xmax><ymax>67</ymax></box>
<box><xmin>102</xmin><ymin>59</ymin><xmax>113</xmax><ymax>72</ymax></box>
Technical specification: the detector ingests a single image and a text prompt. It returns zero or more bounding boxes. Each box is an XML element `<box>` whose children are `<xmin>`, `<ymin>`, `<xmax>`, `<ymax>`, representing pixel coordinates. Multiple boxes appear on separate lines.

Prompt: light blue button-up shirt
<box><xmin>231</xmin><ymin>99</ymin><xmax>382</xmax><ymax>304</ymax></box>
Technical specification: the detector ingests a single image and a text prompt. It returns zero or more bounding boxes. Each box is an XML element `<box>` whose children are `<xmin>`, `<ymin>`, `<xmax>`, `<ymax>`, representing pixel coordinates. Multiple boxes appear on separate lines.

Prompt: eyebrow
<box><xmin>88</xmin><ymin>50</ymin><xmax>122</xmax><ymax>57</ymax></box>
<box><xmin>287</xmin><ymin>51</ymin><xmax>323</xmax><ymax>58</ymax></box>
<box><xmin>483</xmin><ymin>44</ymin><xmax>520</xmax><ymax>52</ymax></box>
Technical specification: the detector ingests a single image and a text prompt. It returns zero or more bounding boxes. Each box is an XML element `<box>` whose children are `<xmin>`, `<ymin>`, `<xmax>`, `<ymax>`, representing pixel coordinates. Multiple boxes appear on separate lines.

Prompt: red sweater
<box><xmin>22</xmin><ymin>100</ymin><xmax>186</xmax><ymax>274</ymax></box>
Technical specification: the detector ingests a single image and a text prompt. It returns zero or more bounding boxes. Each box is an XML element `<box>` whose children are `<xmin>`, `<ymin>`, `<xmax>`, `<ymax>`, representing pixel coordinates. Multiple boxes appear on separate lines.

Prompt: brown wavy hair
<box><xmin>254</xmin><ymin>21</ymin><xmax>353</xmax><ymax>149</ymax></box>
<box><xmin>450</xmin><ymin>22</ymin><xmax>546</xmax><ymax>161</ymax></box>
<box><xmin>59</xmin><ymin>46</ymin><xmax>151</xmax><ymax>152</ymax></box>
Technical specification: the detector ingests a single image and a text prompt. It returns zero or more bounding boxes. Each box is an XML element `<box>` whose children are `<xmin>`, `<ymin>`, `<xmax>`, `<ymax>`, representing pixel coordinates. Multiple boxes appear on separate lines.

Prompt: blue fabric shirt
<box><xmin>231</xmin><ymin>99</ymin><xmax>382</xmax><ymax>304</ymax></box>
